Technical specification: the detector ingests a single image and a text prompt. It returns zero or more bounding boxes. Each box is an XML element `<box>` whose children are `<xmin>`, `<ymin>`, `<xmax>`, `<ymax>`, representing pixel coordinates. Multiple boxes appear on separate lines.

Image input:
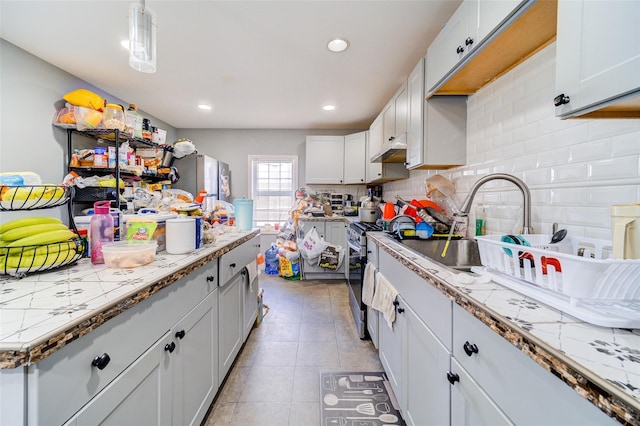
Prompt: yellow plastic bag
<box><xmin>63</xmin><ymin>89</ymin><xmax>106</xmax><ymax>111</ymax></box>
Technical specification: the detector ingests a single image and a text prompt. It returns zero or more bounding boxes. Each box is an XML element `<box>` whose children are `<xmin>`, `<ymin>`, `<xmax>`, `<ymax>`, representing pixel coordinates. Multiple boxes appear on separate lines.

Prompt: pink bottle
<box><xmin>90</xmin><ymin>201</ymin><xmax>114</xmax><ymax>265</ymax></box>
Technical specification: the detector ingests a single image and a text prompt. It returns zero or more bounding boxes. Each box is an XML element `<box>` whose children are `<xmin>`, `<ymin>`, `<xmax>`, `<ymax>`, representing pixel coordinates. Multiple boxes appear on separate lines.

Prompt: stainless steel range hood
<box><xmin>370</xmin><ymin>133</ymin><xmax>407</xmax><ymax>163</ymax></box>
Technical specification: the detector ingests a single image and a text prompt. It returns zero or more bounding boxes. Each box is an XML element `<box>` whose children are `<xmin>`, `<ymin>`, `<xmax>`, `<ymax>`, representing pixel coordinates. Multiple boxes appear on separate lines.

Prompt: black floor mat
<box><xmin>320</xmin><ymin>371</ymin><xmax>406</xmax><ymax>425</ymax></box>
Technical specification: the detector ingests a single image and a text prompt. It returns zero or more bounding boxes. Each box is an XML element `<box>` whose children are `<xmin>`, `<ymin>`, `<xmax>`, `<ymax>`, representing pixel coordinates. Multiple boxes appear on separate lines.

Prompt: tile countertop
<box><xmin>0</xmin><ymin>229</ymin><xmax>260</xmax><ymax>370</ymax></box>
<box><xmin>368</xmin><ymin>232</ymin><xmax>640</xmax><ymax>426</ymax></box>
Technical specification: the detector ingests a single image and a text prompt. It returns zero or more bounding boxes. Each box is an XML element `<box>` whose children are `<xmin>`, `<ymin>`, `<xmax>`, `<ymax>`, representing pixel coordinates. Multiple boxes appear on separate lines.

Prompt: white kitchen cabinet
<box><xmin>427</xmin><ymin>0</ymin><xmax>545</xmax><ymax>95</ymax></box>
<box><xmin>394</xmin><ymin>82</ymin><xmax>408</xmax><ymax>140</ymax></box>
<box><xmin>242</xmin><ymin>265</ymin><xmax>259</xmax><ymax>341</ymax></box>
<box><xmin>382</xmin><ymin>100</ymin><xmax>395</xmax><ymax>147</ymax></box>
<box><xmin>218</xmin><ymin>273</ymin><xmax>245</xmax><ymax>382</ymax></box>
<box><xmin>343</xmin><ymin>131</ymin><xmax>367</xmax><ymax>184</ymax></box>
<box><xmin>427</xmin><ymin>0</ymin><xmax>479</xmax><ymax>92</ymax></box>
<box><xmin>305</xmin><ymin>136</ymin><xmax>345</xmax><ymax>184</ymax></box>
<box><xmin>366</xmin><ymin>120</ymin><xmax>409</xmax><ymax>183</ymax></box>
<box><xmin>403</xmin><ymin>298</ymin><xmax>451</xmax><ymax>426</ymax></box>
<box><xmin>554</xmin><ymin>0</ymin><xmax>640</xmax><ymax>118</ymax></box>
<box><xmin>172</xmin><ymin>289</ymin><xmax>219</xmax><ymax>426</ymax></box>
<box><xmin>449</xmin><ymin>358</ymin><xmax>513</xmax><ymax>426</ymax></box>
<box><xmin>297</xmin><ymin>219</ymin><xmax>347</xmax><ymax>279</ymax></box>
<box><xmin>451</xmin><ymin>303</ymin><xmax>618</xmax><ymax>425</ymax></box>
<box><xmin>64</xmin><ymin>331</ymin><xmax>174</xmax><ymax>426</ymax></box>
<box><xmin>377</xmin><ymin>297</ymin><xmax>404</xmax><ymax>408</ymax></box>
<box><xmin>406</xmin><ymin>57</ymin><xmax>467</xmax><ymax>170</ymax></box>
<box><xmin>377</xmin><ymin>248</ymin><xmax>454</xmax><ymax>424</ymax></box>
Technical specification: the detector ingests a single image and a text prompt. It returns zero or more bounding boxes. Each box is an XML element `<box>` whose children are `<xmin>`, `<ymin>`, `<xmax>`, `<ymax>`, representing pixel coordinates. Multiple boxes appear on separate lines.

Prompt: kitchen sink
<box><xmin>397</xmin><ymin>238</ymin><xmax>482</xmax><ymax>271</ymax></box>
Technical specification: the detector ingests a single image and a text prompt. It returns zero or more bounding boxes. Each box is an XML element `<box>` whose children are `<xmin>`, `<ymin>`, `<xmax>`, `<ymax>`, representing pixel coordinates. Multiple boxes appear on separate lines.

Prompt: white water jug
<box><xmin>610</xmin><ymin>203</ymin><xmax>640</xmax><ymax>259</ymax></box>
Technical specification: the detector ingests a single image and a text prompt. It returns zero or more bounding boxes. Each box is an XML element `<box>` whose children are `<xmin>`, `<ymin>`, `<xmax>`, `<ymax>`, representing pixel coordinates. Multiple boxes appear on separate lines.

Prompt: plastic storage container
<box><xmin>234</xmin><ymin>198</ymin><xmax>254</xmax><ymax>231</ymax></box>
<box><xmin>90</xmin><ymin>201</ymin><xmax>114</xmax><ymax>265</ymax></box>
<box><xmin>103</xmin><ymin>104</ymin><xmax>125</xmax><ymax>131</ymax></box>
<box><xmin>102</xmin><ymin>241</ymin><xmax>157</xmax><ymax>268</ymax></box>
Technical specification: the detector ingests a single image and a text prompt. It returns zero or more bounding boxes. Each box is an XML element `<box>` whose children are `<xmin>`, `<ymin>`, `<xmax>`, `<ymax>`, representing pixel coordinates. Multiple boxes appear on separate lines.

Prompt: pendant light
<box><xmin>128</xmin><ymin>1</ymin><xmax>157</xmax><ymax>73</ymax></box>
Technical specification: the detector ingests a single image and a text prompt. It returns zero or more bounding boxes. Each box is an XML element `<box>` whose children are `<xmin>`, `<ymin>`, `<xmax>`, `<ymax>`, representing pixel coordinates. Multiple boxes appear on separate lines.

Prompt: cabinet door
<box><xmin>378</xmin><ymin>297</ymin><xmax>404</xmax><ymax>409</ymax></box>
<box><xmin>66</xmin><ymin>332</ymin><xmax>173</xmax><ymax>426</ymax></box>
<box><xmin>477</xmin><ymin>0</ymin><xmax>523</xmax><ymax>43</ymax></box>
<box><xmin>555</xmin><ymin>0</ymin><xmax>640</xmax><ymax>117</ymax></box>
<box><xmin>172</xmin><ymin>289</ymin><xmax>219</xmax><ymax>426</ymax></box>
<box><xmin>404</xmin><ymin>300</ymin><xmax>451</xmax><ymax>426</ymax></box>
<box><xmin>394</xmin><ymin>82</ymin><xmax>408</xmax><ymax>138</ymax></box>
<box><xmin>325</xmin><ymin>221</ymin><xmax>347</xmax><ymax>274</ymax></box>
<box><xmin>343</xmin><ymin>131</ymin><xmax>367</xmax><ymax>184</ymax></box>
<box><xmin>426</xmin><ymin>0</ymin><xmax>477</xmax><ymax>91</ymax></box>
<box><xmin>305</xmin><ymin>136</ymin><xmax>345</xmax><ymax>184</ymax></box>
<box><xmin>382</xmin><ymin>100</ymin><xmax>396</xmax><ymax>147</ymax></box>
<box><xmin>218</xmin><ymin>272</ymin><xmax>244</xmax><ymax>382</ymax></box>
<box><xmin>406</xmin><ymin>58</ymin><xmax>425</xmax><ymax>169</ymax></box>
<box><xmin>449</xmin><ymin>358</ymin><xmax>513</xmax><ymax>426</ymax></box>
<box><xmin>243</xmin><ymin>271</ymin><xmax>258</xmax><ymax>340</ymax></box>
<box><xmin>366</xmin><ymin>117</ymin><xmax>383</xmax><ymax>182</ymax></box>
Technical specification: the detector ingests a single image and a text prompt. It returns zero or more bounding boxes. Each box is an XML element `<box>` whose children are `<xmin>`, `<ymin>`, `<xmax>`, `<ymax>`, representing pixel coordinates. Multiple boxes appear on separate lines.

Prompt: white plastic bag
<box><xmin>298</xmin><ymin>226</ymin><xmax>327</xmax><ymax>260</ymax></box>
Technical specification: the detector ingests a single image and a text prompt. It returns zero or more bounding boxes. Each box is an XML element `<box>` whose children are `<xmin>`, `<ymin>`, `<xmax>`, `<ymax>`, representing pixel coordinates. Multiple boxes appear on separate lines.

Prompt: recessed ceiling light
<box><xmin>323</xmin><ymin>105</ymin><xmax>336</xmax><ymax>111</ymax></box>
<box><xmin>327</xmin><ymin>38</ymin><xmax>349</xmax><ymax>53</ymax></box>
<box><xmin>198</xmin><ymin>104</ymin><xmax>212</xmax><ymax>111</ymax></box>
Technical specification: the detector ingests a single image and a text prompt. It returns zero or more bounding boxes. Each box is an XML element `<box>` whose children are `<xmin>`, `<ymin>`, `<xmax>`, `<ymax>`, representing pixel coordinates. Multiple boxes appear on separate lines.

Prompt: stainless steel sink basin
<box><xmin>397</xmin><ymin>238</ymin><xmax>482</xmax><ymax>271</ymax></box>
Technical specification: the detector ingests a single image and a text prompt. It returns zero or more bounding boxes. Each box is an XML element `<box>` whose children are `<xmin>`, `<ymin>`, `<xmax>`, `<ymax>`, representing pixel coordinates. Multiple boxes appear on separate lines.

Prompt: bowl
<box><xmin>102</xmin><ymin>240</ymin><xmax>157</xmax><ymax>268</ymax></box>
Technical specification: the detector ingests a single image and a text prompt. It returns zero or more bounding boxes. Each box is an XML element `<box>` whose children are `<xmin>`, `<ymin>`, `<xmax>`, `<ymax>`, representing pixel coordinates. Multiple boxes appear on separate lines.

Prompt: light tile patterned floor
<box><xmin>203</xmin><ymin>274</ymin><xmax>382</xmax><ymax>426</ymax></box>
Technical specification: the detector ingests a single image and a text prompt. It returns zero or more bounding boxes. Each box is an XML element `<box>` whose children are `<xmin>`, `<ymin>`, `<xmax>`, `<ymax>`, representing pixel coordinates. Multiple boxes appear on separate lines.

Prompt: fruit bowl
<box><xmin>0</xmin><ymin>185</ymin><xmax>69</xmax><ymax>210</ymax></box>
<box><xmin>102</xmin><ymin>241</ymin><xmax>157</xmax><ymax>268</ymax></box>
<box><xmin>0</xmin><ymin>238</ymin><xmax>86</xmax><ymax>277</ymax></box>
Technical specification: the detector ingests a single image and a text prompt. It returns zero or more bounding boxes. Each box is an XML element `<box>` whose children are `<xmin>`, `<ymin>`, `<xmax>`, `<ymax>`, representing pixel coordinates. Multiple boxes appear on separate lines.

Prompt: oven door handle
<box><xmin>347</xmin><ymin>240</ymin><xmax>362</xmax><ymax>253</ymax></box>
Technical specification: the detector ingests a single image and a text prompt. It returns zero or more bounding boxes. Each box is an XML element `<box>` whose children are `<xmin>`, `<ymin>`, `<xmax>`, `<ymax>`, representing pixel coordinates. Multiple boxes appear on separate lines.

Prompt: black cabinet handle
<box><xmin>456</xmin><ymin>45</ymin><xmax>464</xmax><ymax>54</ymax></box>
<box><xmin>392</xmin><ymin>300</ymin><xmax>399</xmax><ymax>307</ymax></box>
<box><xmin>367</xmin><ymin>250</ymin><xmax>372</xmax><ymax>254</ymax></box>
<box><xmin>165</xmin><ymin>342</ymin><xmax>176</xmax><ymax>353</ymax></box>
<box><xmin>206</xmin><ymin>275</ymin><xmax>215</xmax><ymax>282</ymax></box>
<box><xmin>465</xmin><ymin>37</ymin><xmax>474</xmax><ymax>46</ymax></box>
<box><xmin>175</xmin><ymin>330</ymin><xmax>186</xmax><ymax>340</ymax></box>
<box><xmin>554</xmin><ymin>94</ymin><xmax>570</xmax><ymax>106</ymax></box>
<box><xmin>447</xmin><ymin>371</ymin><xmax>460</xmax><ymax>385</ymax></box>
<box><xmin>463</xmin><ymin>341</ymin><xmax>479</xmax><ymax>356</ymax></box>
<box><xmin>241</xmin><ymin>269</ymin><xmax>247</xmax><ymax>276</ymax></box>
<box><xmin>397</xmin><ymin>307</ymin><xmax>405</xmax><ymax>314</ymax></box>
<box><xmin>230</xmin><ymin>262</ymin><xmax>236</xmax><ymax>268</ymax></box>
<box><xmin>389</xmin><ymin>136</ymin><xmax>395</xmax><ymax>141</ymax></box>
<box><xmin>91</xmin><ymin>353</ymin><xmax>111</xmax><ymax>370</ymax></box>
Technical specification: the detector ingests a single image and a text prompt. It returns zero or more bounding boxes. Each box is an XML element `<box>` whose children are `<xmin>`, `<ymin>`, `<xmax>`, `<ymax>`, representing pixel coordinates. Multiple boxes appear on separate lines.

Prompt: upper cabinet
<box><xmin>427</xmin><ymin>0</ymin><xmax>557</xmax><ymax>96</ymax></box>
<box><xmin>406</xmin><ymin>58</ymin><xmax>467</xmax><ymax>170</ymax></box>
<box><xmin>371</xmin><ymin>82</ymin><xmax>409</xmax><ymax>163</ymax></box>
<box><xmin>367</xmin><ymin>118</ymin><xmax>409</xmax><ymax>183</ymax></box>
<box><xmin>554</xmin><ymin>0</ymin><xmax>640</xmax><ymax>118</ymax></box>
<box><xmin>343</xmin><ymin>132</ymin><xmax>367</xmax><ymax>184</ymax></box>
<box><xmin>305</xmin><ymin>136</ymin><xmax>345</xmax><ymax>184</ymax></box>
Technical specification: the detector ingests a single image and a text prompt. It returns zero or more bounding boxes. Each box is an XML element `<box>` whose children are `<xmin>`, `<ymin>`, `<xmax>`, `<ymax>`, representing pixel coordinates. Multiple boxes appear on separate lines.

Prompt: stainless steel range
<box><xmin>347</xmin><ymin>221</ymin><xmax>382</xmax><ymax>339</ymax></box>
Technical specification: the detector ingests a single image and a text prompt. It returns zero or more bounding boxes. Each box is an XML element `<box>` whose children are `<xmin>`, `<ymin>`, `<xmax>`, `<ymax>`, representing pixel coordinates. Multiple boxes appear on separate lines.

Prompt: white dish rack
<box><xmin>474</xmin><ymin>234</ymin><xmax>640</xmax><ymax>328</ymax></box>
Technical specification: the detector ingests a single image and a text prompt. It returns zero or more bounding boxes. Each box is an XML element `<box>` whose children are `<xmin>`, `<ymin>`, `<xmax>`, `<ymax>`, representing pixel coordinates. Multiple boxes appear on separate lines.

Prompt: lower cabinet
<box><xmin>66</xmin><ymin>288</ymin><xmax>219</xmax><ymax>426</ymax></box>
<box><xmin>65</xmin><ymin>331</ymin><xmax>174</xmax><ymax>426</ymax></box>
<box><xmin>243</xmin><ymin>268</ymin><xmax>259</xmax><ymax>341</ymax></box>
<box><xmin>297</xmin><ymin>219</ymin><xmax>347</xmax><ymax>279</ymax></box>
<box><xmin>172</xmin><ymin>289</ymin><xmax>219</xmax><ymax>426</ymax></box>
<box><xmin>449</xmin><ymin>358</ymin><xmax>512</xmax><ymax>426</ymax></box>
<box><xmin>376</xmin><ymin>246</ymin><xmax>618</xmax><ymax>426</ymax></box>
<box><xmin>218</xmin><ymin>271</ymin><xmax>244</xmax><ymax>382</ymax></box>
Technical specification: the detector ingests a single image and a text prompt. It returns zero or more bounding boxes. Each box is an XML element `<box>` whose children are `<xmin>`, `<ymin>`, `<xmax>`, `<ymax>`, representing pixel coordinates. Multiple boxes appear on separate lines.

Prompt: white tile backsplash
<box><xmin>384</xmin><ymin>42</ymin><xmax>640</xmax><ymax>238</ymax></box>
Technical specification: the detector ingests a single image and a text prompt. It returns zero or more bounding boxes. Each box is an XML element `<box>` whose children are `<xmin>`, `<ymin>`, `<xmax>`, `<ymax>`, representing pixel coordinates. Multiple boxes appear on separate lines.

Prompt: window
<box><xmin>249</xmin><ymin>155</ymin><xmax>298</xmax><ymax>227</ymax></box>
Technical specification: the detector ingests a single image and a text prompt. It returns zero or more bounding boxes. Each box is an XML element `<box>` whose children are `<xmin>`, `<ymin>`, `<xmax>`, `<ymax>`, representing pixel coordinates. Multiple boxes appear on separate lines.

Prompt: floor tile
<box><xmin>297</xmin><ymin>340</ymin><xmax>340</xmax><ymax>367</ymax></box>
<box><xmin>239</xmin><ymin>366</ymin><xmax>295</xmax><ymax>402</ymax></box>
<box><xmin>228</xmin><ymin>401</ymin><xmax>290</xmax><ymax>425</ymax></box>
<box><xmin>251</xmin><ymin>341</ymin><xmax>299</xmax><ymax>367</ymax></box>
<box><xmin>290</xmin><ymin>402</ymin><xmax>320</xmax><ymax>426</ymax></box>
<box><xmin>299</xmin><ymin>322</ymin><xmax>337</xmax><ymax>342</ymax></box>
<box><xmin>292</xmin><ymin>366</ymin><xmax>322</xmax><ymax>402</ymax></box>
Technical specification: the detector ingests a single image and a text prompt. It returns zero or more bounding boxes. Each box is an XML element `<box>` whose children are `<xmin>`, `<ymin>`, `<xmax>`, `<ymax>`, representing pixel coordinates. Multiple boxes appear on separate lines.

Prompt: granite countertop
<box><xmin>368</xmin><ymin>232</ymin><xmax>640</xmax><ymax>425</ymax></box>
<box><xmin>0</xmin><ymin>229</ymin><xmax>260</xmax><ymax>369</ymax></box>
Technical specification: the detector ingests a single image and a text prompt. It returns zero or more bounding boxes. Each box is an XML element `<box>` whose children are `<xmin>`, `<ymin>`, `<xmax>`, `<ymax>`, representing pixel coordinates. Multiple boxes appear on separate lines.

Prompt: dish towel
<box><xmin>362</xmin><ymin>262</ymin><xmax>377</xmax><ymax>306</ymax></box>
<box><xmin>371</xmin><ymin>272</ymin><xmax>399</xmax><ymax>330</ymax></box>
<box><xmin>246</xmin><ymin>260</ymin><xmax>258</xmax><ymax>283</ymax></box>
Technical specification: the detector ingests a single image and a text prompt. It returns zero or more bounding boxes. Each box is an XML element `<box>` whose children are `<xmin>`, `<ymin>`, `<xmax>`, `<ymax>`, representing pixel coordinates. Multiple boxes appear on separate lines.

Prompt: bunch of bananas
<box><xmin>1</xmin><ymin>185</ymin><xmax>65</xmax><ymax>202</ymax></box>
<box><xmin>0</xmin><ymin>217</ymin><xmax>82</xmax><ymax>270</ymax></box>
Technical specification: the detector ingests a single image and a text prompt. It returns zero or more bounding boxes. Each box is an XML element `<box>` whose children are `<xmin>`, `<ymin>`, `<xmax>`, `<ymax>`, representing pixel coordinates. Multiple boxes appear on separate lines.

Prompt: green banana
<box><xmin>7</xmin><ymin>229</ymin><xmax>77</xmax><ymax>247</ymax></box>
<box><xmin>0</xmin><ymin>223</ymin><xmax>69</xmax><ymax>242</ymax></box>
<box><xmin>0</xmin><ymin>216</ymin><xmax>62</xmax><ymax>234</ymax></box>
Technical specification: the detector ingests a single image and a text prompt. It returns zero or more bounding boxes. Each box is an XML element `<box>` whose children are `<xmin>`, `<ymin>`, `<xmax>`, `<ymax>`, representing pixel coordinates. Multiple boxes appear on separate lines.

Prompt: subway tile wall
<box><xmin>383</xmin><ymin>43</ymin><xmax>640</xmax><ymax>240</ymax></box>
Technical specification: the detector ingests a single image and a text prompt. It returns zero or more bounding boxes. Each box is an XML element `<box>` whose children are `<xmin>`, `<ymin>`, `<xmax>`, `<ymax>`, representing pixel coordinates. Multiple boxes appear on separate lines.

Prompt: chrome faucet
<box><xmin>458</xmin><ymin>173</ymin><xmax>533</xmax><ymax>234</ymax></box>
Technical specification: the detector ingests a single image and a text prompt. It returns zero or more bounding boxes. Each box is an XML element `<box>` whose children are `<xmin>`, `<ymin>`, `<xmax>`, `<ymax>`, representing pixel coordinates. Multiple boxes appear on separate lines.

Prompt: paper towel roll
<box><xmin>166</xmin><ymin>217</ymin><xmax>196</xmax><ymax>254</ymax></box>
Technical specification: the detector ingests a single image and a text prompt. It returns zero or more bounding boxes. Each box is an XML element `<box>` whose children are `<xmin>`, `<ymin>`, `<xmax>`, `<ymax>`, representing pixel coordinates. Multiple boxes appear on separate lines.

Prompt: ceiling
<box><xmin>0</xmin><ymin>0</ymin><xmax>461</xmax><ymax>130</ymax></box>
